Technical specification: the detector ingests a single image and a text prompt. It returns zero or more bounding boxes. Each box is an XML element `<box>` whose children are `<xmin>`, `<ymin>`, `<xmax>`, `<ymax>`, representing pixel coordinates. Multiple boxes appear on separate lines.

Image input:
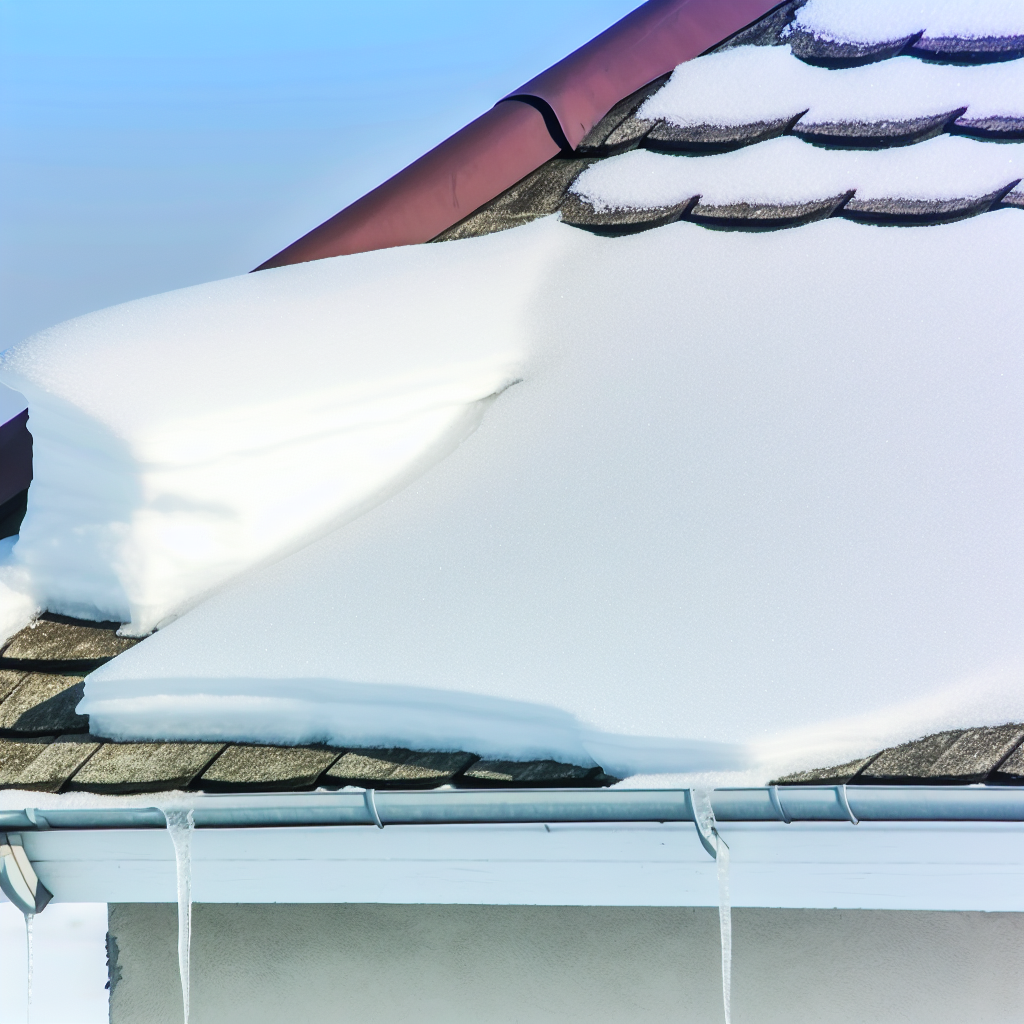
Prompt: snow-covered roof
<box><xmin>0</xmin><ymin>0</ymin><xmax>1022</xmax><ymax>790</ymax></box>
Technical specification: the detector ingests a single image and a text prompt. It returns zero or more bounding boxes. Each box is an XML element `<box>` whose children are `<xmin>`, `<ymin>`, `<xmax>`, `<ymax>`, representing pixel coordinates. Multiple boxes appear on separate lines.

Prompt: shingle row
<box><xmin>435</xmin><ymin>1</ymin><xmax>1024</xmax><ymax>244</ymax></box>
<box><xmin>0</xmin><ymin>615</ymin><xmax>616</xmax><ymax>794</ymax></box>
<box><xmin>774</xmin><ymin>724</ymin><xmax>1024</xmax><ymax>787</ymax></box>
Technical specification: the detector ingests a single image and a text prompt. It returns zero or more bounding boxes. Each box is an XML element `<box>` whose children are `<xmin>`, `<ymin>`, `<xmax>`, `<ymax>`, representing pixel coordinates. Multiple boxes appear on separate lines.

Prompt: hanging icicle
<box><xmin>162</xmin><ymin>807</ymin><xmax>195</xmax><ymax>1024</ymax></box>
<box><xmin>24</xmin><ymin>911</ymin><xmax>34</xmax><ymax>1024</ymax></box>
<box><xmin>690</xmin><ymin>789</ymin><xmax>732</xmax><ymax>1024</ymax></box>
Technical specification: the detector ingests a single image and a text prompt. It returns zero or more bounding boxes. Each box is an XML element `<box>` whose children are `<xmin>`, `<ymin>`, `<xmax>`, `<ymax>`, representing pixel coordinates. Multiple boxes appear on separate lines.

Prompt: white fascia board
<box><xmin>21</xmin><ymin>820</ymin><xmax>1024</xmax><ymax>912</ymax></box>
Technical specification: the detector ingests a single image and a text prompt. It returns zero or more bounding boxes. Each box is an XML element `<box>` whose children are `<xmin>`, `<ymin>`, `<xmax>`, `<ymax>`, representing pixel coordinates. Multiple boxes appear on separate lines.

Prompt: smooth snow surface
<box><xmin>0</xmin><ymin>384</ymin><xmax>27</xmax><ymax>425</ymax></box>
<box><xmin>791</xmin><ymin>0</ymin><xmax>1024</xmax><ymax>44</ymax></box>
<box><xmin>638</xmin><ymin>47</ymin><xmax>1024</xmax><ymax>127</ymax></box>
<box><xmin>0</xmin><ymin>220</ymin><xmax>566</xmax><ymax>633</ymax></box>
<box><xmin>83</xmin><ymin>214</ymin><xmax>1024</xmax><ymax>780</ymax></box>
<box><xmin>570</xmin><ymin>135</ymin><xmax>1023</xmax><ymax>211</ymax></box>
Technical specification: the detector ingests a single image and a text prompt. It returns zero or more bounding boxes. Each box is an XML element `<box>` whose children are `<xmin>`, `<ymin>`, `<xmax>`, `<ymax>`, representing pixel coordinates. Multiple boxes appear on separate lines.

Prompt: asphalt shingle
<box><xmin>772</xmin><ymin>755</ymin><xmax>879</xmax><ymax>786</ymax></box>
<box><xmin>559</xmin><ymin>192</ymin><xmax>695</xmax><ymax>235</ymax></box>
<box><xmin>856</xmin><ymin>730</ymin><xmax>965</xmax><ymax>783</ymax></box>
<box><xmin>1</xmin><ymin>615</ymin><xmax>138</xmax><ymax>663</ymax></box>
<box><xmin>5</xmin><ymin>734</ymin><xmax>101</xmax><ymax>792</ymax></box>
<box><xmin>0</xmin><ymin>674</ymin><xmax>89</xmax><ymax>735</ymax></box>
<box><xmin>461</xmin><ymin>759</ymin><xmax>601</xmax><ymax>786</ymax></box>
<box><xmin>66</xmin><ymin>742</ymin><xmax>224</xmax><ymax>794</ymax></box>
<box><xmin>200</xmin><ymin>744</ymin><xmax>341</xmax><ymax>791</ymax></box>
<box><xmin>324</xmin><ymin>748</ymin><xmax>477</xmax><ymax>787</ymax></box>
<box><xmin>0</xmin><ymin>736</ymin><xmax>55</xmax><ymax>785</ymax></box>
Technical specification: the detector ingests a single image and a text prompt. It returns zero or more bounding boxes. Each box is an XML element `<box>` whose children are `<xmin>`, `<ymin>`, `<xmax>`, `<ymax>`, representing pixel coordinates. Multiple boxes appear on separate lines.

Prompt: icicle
<box><xmin>715</xmin><ymin>833</ymin><xmax>732</xmax><ymax>1024</ymax></box>
<box><xmin>690</xmin><ymin>789</ymin><xmax>732</xmax><ymax>1024</ymax></box>
<box><xmin>162</xmin><ymin>808</ymin><xmax>195</xmax><ymax>1024</ymax></box>
<box><xmin>24</xmin><ymin>911</ymin><xmax>34</xmax><ymax>1024</ymax></box>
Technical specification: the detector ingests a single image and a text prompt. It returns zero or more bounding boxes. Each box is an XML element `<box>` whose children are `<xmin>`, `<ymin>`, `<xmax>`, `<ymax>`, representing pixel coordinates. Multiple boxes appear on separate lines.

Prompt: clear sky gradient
<box><xmin>0</xmin><ymin>0</ymin><xmax>638</xmax><ymax>349</ymax></box>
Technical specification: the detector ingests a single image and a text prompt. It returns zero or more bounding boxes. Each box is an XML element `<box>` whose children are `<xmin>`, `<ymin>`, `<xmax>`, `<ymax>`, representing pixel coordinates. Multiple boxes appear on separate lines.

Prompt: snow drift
<box><xmin>82</xmin><ymin>213</ymin><xmax>1024</xmax><ymax>779</ymax></box>
<box><xmin>0</xmin><ymin>220</ymin><xmax>568</xmax><ymax>634</ymax></box>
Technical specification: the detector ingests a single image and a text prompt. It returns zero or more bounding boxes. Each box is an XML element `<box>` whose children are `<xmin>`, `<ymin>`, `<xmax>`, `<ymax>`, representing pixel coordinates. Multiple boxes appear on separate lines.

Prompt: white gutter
<box><xmin>4</xmin><ymin>786</ymin><xmax>1022</xmax><ymax>912</ymax></box>
<box><xmin>1</xmin><ymin>785</ymin><xmax>1022</xmax><ymax>832</ymax></box>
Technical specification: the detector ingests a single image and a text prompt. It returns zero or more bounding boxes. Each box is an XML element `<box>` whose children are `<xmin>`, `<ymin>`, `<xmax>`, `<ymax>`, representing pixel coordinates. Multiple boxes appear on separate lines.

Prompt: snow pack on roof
<box><xmin>638</xmin><ymin>46</ymin><xmax>1024</xmax><ymax>127</ymax></box>
<box><xmin>0</xmin><ymin>221</ymin><xmax>568</xmax><ymax>634</ymax></box>
<box><xmin>570</xmin><ymin>135</ymin><xmax>1021</xmax><ymax>211</ymax></box>
<box><xmin>791</xmin><ymin>0</ymin><xmax>1024</xmax><ymax>45</ymax></box>
<box><xmin>82</xmin><ymin>213</ymin><xmax>1024</xmax><ymax>780</ymax></box>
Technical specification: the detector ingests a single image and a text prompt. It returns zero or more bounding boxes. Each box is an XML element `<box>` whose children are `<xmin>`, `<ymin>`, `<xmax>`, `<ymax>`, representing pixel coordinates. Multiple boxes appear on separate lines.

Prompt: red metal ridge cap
<box><xmin>507</xmin><ymin>0</ymin><xmax>784</xmax><ymax>149</ymax></box>
<box><xmin>254</xmin><ymin>0</ymin><xmax>781</xmax><ymax>271</ymax></box>
<box><xmin>254</xmin><ymin>102</ymin><xmax>559</xmax><ymax>271</ymax></box>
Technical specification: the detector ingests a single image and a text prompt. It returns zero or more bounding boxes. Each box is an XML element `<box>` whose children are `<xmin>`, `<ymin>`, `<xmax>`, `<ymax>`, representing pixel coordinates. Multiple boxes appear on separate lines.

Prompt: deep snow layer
<box><xmin>0</xmin><ymin>221</ymin><xmax>568</xmax><ymax>634</ymax></box>
<box><xmin>791</xmin><ymin>0</ymin><xmax>1024</xmax><ymax>44</ymax></box>
<box><xmin>83</xmin><ymin>213</ymin><xmax>1024</xmax><ymax>780</ymax></box>
<box><xmin>571</xmin><ymin>135</ymin><xmax>1022</xmax><ymax>211</ymax></box>
<box><xmin>638</xmin><ymin>47</ymin><xmax>1024</xmax><ymax>128</ymax></box>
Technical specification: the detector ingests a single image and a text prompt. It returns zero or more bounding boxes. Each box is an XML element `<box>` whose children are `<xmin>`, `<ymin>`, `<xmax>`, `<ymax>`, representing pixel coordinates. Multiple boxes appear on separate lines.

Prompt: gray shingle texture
<box><xmin>1</xmin><ymin>615</ymin><xmax>138</xmax><ymax>662</ymax></box>
<box><xmin>0</xmin><ymin>674</ymin><xmax>89</xmax><ymax>734</ymax></box>
<box><xmin>6</xmin><ymin>734</ymin><xmax>101</xmax><ymax>792</ymax></box>
<box><xmin>462</xmin><ymin>759</ymin><xmax>601</xmax><ymax>785</ymax></box>
<box><xmin>200</xmin><ymin>744</ymin><xmax>340</xmax><ymax>791</ymax></box>
<box><xmin>324</xmin><ymin>748</ymin><xmax>477</xmax><ymax>787</ymax></box>
<box><xmin>65</xmin><ymin>742</ymin><xmax>225</xmax><ymax>794</ymax></box>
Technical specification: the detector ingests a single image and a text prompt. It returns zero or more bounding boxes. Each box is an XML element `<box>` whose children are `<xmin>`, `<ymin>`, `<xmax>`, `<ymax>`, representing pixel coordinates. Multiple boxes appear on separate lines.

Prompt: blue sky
<box><xmin>0</xmin><ymin>0</ymin><xmax>638</xmax><ymax>348</ymax></box>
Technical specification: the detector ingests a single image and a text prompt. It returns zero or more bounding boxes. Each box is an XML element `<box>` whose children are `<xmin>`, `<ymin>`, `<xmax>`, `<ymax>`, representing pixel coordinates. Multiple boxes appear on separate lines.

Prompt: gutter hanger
<box><xmin>0</xmin><ymin>832</ymin><xmax>52</xmax><ymax>915</ymax></box>
<box><xmin>253</xmin><ymin>0</ymin><xmax>780</xmax><ymax>270</ymax></box>
<box><xmin>1</xmin><ymin>786</ymin><xmax>1022</xmax><ymax>834</ymax></box>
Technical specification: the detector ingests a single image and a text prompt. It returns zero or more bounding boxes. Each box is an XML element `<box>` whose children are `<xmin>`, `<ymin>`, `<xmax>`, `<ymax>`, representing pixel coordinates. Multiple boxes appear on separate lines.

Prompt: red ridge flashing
<box><xmin>255</xmin><ymin>102</ymin><xmax>558</xmax><ymax>271</ymax></box>
<box><xmin>509</xmin><ymin>0</ymin><xmax>782</xmax><ymax>149</ymax></box>
<box><xmin>255</xmin><ymin>0</ymin><xmax>780</xmax><ymax>270</ymax></box>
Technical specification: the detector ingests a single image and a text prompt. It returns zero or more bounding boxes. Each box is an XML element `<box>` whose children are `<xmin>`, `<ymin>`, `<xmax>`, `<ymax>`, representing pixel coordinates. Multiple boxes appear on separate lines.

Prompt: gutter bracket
<box><xmin>837</xmin><ymin>785</ymin><xmax>860</xmax><ymax>825</ymax></box>
<box><xmin>364</xmin><ymin>790</ymin><xmax>384</xmax><ymax>829</ymax></box>
<box><xmin>689</xmin><ymin>789</ymin><xmax>725</xmax><ymax>860</ymax></box>
<box><xmin>768</xmin><ymin>785</ymin><xmax>791</xmax><ymax>824</ymax></box>
<box><xmin>0</xmin><ymin>832</ymin><xmax>52</xmax><ymax>914</ymax></box>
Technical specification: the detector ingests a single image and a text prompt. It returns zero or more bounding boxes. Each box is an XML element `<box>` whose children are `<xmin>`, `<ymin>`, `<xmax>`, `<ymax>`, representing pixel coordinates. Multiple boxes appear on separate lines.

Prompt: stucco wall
<box><xmin>108</xmin><ymin>903</ymin><xmax>1024</xmax><ymax>1023</ymax></box>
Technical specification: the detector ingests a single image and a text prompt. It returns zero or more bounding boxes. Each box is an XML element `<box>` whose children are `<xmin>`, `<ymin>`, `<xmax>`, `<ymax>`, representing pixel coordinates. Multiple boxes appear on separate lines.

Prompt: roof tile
<box><xmin>923</xmin><ymin>724</ymin><xmax>1024</xmax><ymax>782</ymax></box>
<box><xmin>200</xmin><ymin>744</ymin><xmax>340</xmax><ymax>791</ymax></box>
<box><xmin>6</xmin><ymin>734</ymin><xmax>102</xmax><ymax>793</ymax></box>
<box><xmin>324</xmin><ymin>748</ymin><xmax>476</xmax><ymax>787</ymax></box>
<box><xmin>0</xmin><ymin>736</ymin><xmax>55</xmax><ymax>784</ymax></box>
<box><xmin>1</xmin><ymin>615</ymin><xmax>138</xmax><ymax>662</ymax></box>
<box><xmin>772</xmin><ymin>755</ymin><xmax>877</xmax><ymax>786</ymax></box>
<box><xmin>462</xmin><ymin>759</ymin><xmax>598</xmax><ymax>785</ymax></box>
<box><xmin>856</xmin><ymin>730</ymin><xmax>964</xmax><ymax>783</ymax></box>
<box><xmin>66</xmin><ymin>741</ymin><xmax>224</xmax><ymax>793</ymax></box>
<box><xmin>0</xmin><ymin>674</ymin><xmax>89</xmax><ymax>735</ymax></box>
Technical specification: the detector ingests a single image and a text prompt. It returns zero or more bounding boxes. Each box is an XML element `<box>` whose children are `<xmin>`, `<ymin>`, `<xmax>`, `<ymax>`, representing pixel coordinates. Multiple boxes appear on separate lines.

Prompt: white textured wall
<box><xmin>108</xmin><ymin>904</ymin><xmax>1024</xmax><ymax>1023</ymax></box>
